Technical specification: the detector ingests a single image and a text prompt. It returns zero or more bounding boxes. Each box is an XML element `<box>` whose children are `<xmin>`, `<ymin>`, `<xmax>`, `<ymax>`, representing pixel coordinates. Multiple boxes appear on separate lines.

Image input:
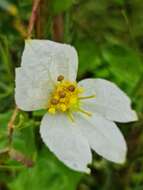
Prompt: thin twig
<box><xmin>35</xmin><ymin>0</ymin><xmax>44</xmax><ymax>38</ymax></box>
<box><xmin>8</xmin><ymin>106</ymin><xmax>19</xmax><ymax>145</ymax></box>
<box><xmin>52</xmin><ymin>14</ymin><xmax>64</xmax><ymax>42</ymax></box>
<box><xmin>5</xmin><ymin>0</ymin><xmax>44</xmax><ymax>169</ymax></box>
<box><xmin>7</xmin><ymin>0</ymin><xmax>43</xmax><ymax>145</ymax></box>
<box><xmin>9</xmin><ymin>149</ymin><xmax>34</xmax><ymax>168</ymax></box>
<box><xmin>27</xmin><ymin>0</ymin><xmax>42</xmax><ymax>38</ymax></box>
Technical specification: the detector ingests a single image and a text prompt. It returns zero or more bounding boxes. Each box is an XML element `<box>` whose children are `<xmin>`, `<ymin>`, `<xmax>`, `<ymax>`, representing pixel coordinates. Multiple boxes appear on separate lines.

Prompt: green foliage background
<box><xmin>0</xmin><ymin>0</ymin><xmax>143</xmax><ymax>189</ymax></box>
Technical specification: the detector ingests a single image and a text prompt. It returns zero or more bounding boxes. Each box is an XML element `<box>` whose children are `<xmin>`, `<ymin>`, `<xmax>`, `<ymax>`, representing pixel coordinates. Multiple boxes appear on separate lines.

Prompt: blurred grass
<box><xmin>0</xmin><ymin>0</ymin><xmax>143</xmax><ymax>190</ymax></box>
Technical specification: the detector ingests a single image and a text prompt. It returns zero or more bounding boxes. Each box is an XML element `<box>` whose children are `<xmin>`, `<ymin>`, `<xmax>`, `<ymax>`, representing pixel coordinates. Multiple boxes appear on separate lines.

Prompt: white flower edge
<box><xmin>40</xmin><ymin>113</ymin><xmax>92</xmax><ymax>173</ymax></box>
<box><xmin>40</xmin><ymin>112</ymin><xmax>127</xmax><ymax>173</ymax></box>
<box><xmin>78</xmin><ymin>78</ymin><xmax>138</xmax><ymax>123</ymax></box>
<box><xmin>21</xmin><ymin>40</ymin><xmax>78</xmax><ymax>81</ymax></box>
<box><xmin>74</xmin><ymin>112</ymin><xmax>127</xmax><ymax>164</ymax></box>
<box><xmin>15</xmin><ymin>67</ymin><xmax>54</xmax><ymax>111</ymax></box>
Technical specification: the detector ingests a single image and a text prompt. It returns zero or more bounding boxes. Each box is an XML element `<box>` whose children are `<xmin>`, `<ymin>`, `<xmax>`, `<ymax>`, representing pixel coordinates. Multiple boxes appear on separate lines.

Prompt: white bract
<box><xmin>15</xmin><ymin>40</ymin><xmax>138</xmax><ymax>173</ymax></box>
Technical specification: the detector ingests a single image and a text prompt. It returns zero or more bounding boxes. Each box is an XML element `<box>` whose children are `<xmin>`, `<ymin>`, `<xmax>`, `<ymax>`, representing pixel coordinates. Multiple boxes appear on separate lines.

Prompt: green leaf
<box><xmin>74</xmin><ymin>40</ymin><xmax>103</xmax><ymax>79</ymax></box>
<box><xmin>101</xmin><ymin>43</ymin><xmax>143</xmax><ymax>91</ymax></box>
<box><xmin>8</xmin><ymin>148</ymin><xmax>82</xmax><ymax>190</ymax></box>
<box><xmin>0</xmin><ymin>111</ymin><xmax>12</xmax><ymax>149</ymax></box>
<box><xmin>50</xmin><ymin>0</ymin><xmax>75</xmax><ymax>14</ymax></box>
<box><xmin>12</xmin><ymin>119</ymin><xmax>37</xmax><ymax>157</ymax></box>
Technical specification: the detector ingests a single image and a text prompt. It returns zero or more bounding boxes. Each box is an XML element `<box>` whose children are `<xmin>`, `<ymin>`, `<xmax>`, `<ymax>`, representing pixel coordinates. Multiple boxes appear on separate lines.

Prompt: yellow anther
<box><xmin>57</xmin><ymin>75</ymin><xmax>64</xmax><ymax>81</ymax></box>
<box><xmin>59</xmin><ymin>91</ymin><xmax>66</xmax><ymax>98</ymax></box>
<box><xmin>48</xmin><ymin>107</ymin><xmax>56</xmax><ymax>114</ymax></box>
<box><xmin>51</xmin><ymin>98</ymin><xmax>59</xmax><ymax>105</ymax></box>
<box><xmin>59</xmin><ymin>104</ymin><xmax>67</xmax><ymax>112</ymax></box>
<box><xmin>47</xmin><ymin>78</ymin><xmax>92</xmax><ymax>115</ymax></box>
<box><xmin>68</xmin><ymin>85</ymin><xmax>75</xmax><ymax>92</ymax></box>
<box><xmin>59</xmin><ymin>98</ymin><xmax>66</xmax><ymax>103</ymax></box>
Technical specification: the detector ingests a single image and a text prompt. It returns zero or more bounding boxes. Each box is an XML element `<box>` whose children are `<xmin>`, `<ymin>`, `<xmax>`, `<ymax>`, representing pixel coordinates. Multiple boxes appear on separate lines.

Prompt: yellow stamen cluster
<box><xmin>48</xmin><ymin>77</ymin><xmax>83</xmax><ymax>114</ymax></box>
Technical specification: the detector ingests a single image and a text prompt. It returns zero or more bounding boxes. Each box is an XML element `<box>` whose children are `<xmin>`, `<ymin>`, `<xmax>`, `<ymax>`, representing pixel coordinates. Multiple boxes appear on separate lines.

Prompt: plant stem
<box><xmin>35</xmin><ymin>0</ymin><xmax>46</xmax><ymax>38</ymax></box>
<box><xmin>52</xmin><ymin>14</ymin><xmax>64</xmax><ymax>42</ymax></box>
<box><xmin>27</xmin><ymin>0</ymin><xmax>42</xmax><ymax>38</ymax></box>
<box><xmin>8</xmin><ymin>106</ymin><xmax>19</xmax><ymax>145</ymax></box>
<box><xmin>7</xmin><ymin>0</ymin><xmax>44</xmax><ymax>147</ymax></box>
<box><xmin>121</xmin><ymin>9</ymin><xmax>137</xmax><ymax>49</ymax></box>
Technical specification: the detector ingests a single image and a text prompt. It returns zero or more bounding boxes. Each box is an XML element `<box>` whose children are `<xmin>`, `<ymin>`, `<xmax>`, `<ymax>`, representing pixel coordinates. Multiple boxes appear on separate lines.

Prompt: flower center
<box><xmin>48</xmin><ymin>76</ymin><xmax>82</xmax><ymax>113</ymax></box>
<box><xmin>48</xmin><ymin>75</ymin><xmax>96</xmax><ymax>121</ymax></box>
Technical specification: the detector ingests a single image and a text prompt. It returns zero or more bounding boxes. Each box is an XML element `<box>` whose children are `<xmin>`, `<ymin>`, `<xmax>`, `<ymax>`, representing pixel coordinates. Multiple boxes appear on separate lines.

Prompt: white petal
<box><xmin>40</xmin><ymin>113</ymin><xmax>92</xmax><ymax>172</ymax></box>
<box><xmin>75</xmin><ymin>113</ymin><xmax>127</xmax><ymax>163</ymax></box>
<box><xmin>22</xmin><ymin>40</ymin><xmax>78</xmax><ymax>81</ymax></box>
<box><xmin>15</xmin><ymin>67</ymin><xmax>54</xmax><ymax>111</ymax></box>
<box><xmin>78</xmin><ymin>78</ymin><xmax>138</xmax><ymax>122</ymax></box>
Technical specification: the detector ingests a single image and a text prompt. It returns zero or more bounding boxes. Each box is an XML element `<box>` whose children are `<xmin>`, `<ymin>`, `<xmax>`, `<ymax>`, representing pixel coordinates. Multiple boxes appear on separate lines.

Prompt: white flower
<box><xmin>15</xmin><ymin>40</ymin><xmax>138</xmax><ymax>173</ymax></box>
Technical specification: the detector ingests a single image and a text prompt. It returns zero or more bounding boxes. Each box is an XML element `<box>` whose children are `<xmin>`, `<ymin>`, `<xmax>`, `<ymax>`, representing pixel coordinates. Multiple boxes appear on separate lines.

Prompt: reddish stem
<box><xmin>52</xmin><ymin>14</ymin><xmax>64</xmax><ymax>42</ymax></box>
<box><xmin>27</xmin><ymin>0</ymin><xmax>42</xmax><ymax>38</ymax></box>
